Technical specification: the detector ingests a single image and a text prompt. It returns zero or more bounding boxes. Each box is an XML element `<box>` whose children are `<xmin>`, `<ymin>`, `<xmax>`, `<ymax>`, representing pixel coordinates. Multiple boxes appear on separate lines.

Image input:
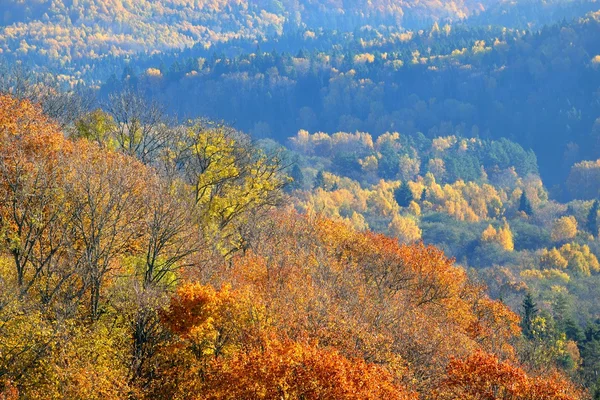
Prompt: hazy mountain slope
<box><xmin>0</xmin><ymin>0</ymin><xmax>496</xmax><ymax>65</ymax></box>
<box><xmin>92</xmin><ymin>11</ymin><xmax>599</xmax><ymax>186</ymax></box>
<box><xmin>468</xmin><ymin>0</ymin><xmax>600</xmax><ymax>28</ymax></box>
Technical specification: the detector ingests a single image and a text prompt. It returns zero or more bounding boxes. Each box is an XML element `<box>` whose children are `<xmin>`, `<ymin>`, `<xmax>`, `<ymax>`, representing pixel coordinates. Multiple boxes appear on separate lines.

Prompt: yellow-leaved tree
<box><xmin>481</xmin><ymin>221</ymin><xmax>514</xmax><ymax>251</ymax></box>
<box><xmin>168</xmin><ymin>121</ymin><xmax>287</xmax><ymax>257</ymax></box>
<box><xmin>551</xmin><ymin>216</ymin><xmax>578</xmax><ymax>243</ymax></box>
<box><xmin>388</xmin><ymin>214</ymin><xmax>422</xmax><ymax>243</ymax></box>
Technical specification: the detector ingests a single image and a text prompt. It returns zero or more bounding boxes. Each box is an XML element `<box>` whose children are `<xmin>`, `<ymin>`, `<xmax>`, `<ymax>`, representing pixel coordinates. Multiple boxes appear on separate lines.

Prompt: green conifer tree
<box><xmin>314</xmin><ymin>170</ymin><xmax>325</xmax><ymax>190</ymax></box>
<box><xmin>519</xmin><ymin>191</ymin><xmax>533</xmax><ymax>216</ymax></box>
<box><xmin>522</xmin><ymin>292</ymin><xmax>538</xmax><ymax>339</ymax></box>
<box><xmin>394</xmin><ymin>183</ymin><xmax>414</xmax><ymax>207</ymax></box>
<box><xmin>289</xmin><ymin>165</ymin><xmax>304</xmax><ymax>191</ymax></box>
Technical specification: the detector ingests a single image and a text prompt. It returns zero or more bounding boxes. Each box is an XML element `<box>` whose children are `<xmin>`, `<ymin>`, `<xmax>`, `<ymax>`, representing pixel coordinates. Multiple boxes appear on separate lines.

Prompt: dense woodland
<box><xmin>6</xmin><ymin>3</ymin><xmax>597</xmax><ymax>184</ymax></box>
<box><xmin>0</xmin><ymin>0</ymin><xmax>491</xmax><ymax>68</ymax></box>
<box><xmin>3</xmin><ymin>0</ymin><xmax>600</xmax><ymax>398</ymax></box>
<box><xmin>93</xmin><ymin>11</ymin><xmax>600</xmax><ymax>187</ymax></box>
<box><xmin>0</xmin><ymin>91</ymin><xmax>587</xmax><ymax>400</ymax></box>
<box><xmin>1</xmin><ymin>0</ymin><xmax>598</xmax><ymax>81</ymax></box>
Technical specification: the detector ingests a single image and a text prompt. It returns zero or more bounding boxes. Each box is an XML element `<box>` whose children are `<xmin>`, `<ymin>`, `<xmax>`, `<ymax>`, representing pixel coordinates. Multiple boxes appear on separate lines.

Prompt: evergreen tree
<box><xmin>522</xmin><ymin>292</ymin><xmax>538</xmax><ymax>339</ymax></box>
<box><xmin>519</xmin><ymin>191</ymin><xmax>533</xmax><ymax>216</ymax></box>
<box><xmin>296</xmin><ymin>49</ymin><xmax>308</xmax><ymax>58</ymax></box>
<box><xmin>289</xmin><ymin>164</ymin><xmax>304</xmax><ymax>191</ymax></box>
<box><xmin>587</xmin><ymin>200</ymin><xmax>599</xmax><ymax>236</ymax></box>
<box><xmin>394</xmin><ymin>183</ymin><xmax>414</xmax><ymax>207</ymax></box>
<box><xmin>377</xmin><ymin>146</ymin><xmax>400</xmax><ymax>180</ymax></box>
<box><xmin>564</xmin><ymin>318</ymin><xmax>585</xmax><ymax>342</ymax></box>
<box><xmin>552</xmin><ymin>292</ymin><xmax>569</xmax><ymax>332</ymax></box>
<box><xmin>314</xmin><ymin>170</ymin><xmax>325</xmax><ymax>190</ymax></box>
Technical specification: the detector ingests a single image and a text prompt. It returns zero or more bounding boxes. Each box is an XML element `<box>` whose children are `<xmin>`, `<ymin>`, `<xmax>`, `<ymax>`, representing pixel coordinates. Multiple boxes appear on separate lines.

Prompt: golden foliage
<box><xmin>551</xmin><ymin>216</ymin><xmax>578</xmax><ymax>243</ymax></box>
<box><xmin>481</xmin><ymin>221</ymin><xmax>514</xmax><ymax>251</ymax></box>
<box><xmin>388</xmin><ymin>214</ymin><xmax>422</xmax><ymax>243</ymax></box>
<box><xmin>0</xmin><ymin>94</ymin><xmax>586</xmax><ymax>399</ymax></box>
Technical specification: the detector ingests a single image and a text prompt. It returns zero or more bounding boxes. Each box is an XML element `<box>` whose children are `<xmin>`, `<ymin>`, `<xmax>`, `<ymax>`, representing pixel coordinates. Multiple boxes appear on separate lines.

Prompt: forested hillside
<box><xmin>1</xmin><ymin>0</ymin><xmax>598</xmax><ymax>77</ymax></box>
<box><xmin>0</xmin><ymin>0</ymin><xmax>492</xmax><ymax>66</ymax></box>
<box><xmin>92</xmin><ymin>11</ymin><xmax>600</xmax><ymax>186</ymax></box>
<box><xmin>284</xmin><ymin>128</ymin><xmax>600</xmax><ymax>393</ymax></box>
<box><xmin>1</xmin><ymin>93</ymin><xmax>587</xmax><ymax>399</ymax></box>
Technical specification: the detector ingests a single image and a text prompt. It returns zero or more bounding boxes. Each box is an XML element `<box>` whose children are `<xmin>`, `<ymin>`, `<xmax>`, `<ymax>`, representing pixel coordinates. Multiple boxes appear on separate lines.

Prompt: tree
<box><xmin>378</xmin><ymin>146</ymin><xmax>400</xmax><ymax>179</ymax></box>
<box><xmin>140</xmin><ymin>178</ymin><xmax>198</xmax><ymax>289</ymax></box>
<box><xmin>551</xmin><ymin>216</ymin><xmax>578</xmax><ymax>243</ymax></box>
<box><xmin>0</xmin><ymin>381</ymin><xmax>18</xmax><ymax>400</ymax></box>
<box><xmin>580</xmin><ymin>331</ymin><xmax>600</xmax><ymax>396</ymax></box>
<box><xmin>394</xmin><ymin>183</ymin><xmax>414</xmax><ymax>207</ymax></box>
<box><xmin>519</xmin><ymin>191</ymin><xmax>533</xmax><ymax>216</ymax></box>
<box><xmin>29</xmin><ymin>322</ymin><xmax>132</xmax><ymax>399</ymax></box>
<box><xmin>0</xmin><ymin>287</ymin><xmax>55</xmax><ymax>393</ymax></box>
<box><xmin>289</xmin><ymin>164</ymin><xmax>304</xmax><ymax>191</ymax></box>
<box><xmin>435</xmin><ymin>350</ymin><xmax>582</xmax><ymax>400</ymax></box>
<box><xmin>179</xmin><ymin>122</ymin><xmax>286</xmax><ymax>256</ymax></box>
<box><xmin>74</xmin><ymin>109</ymin><xmax>117</xmax><ymax>146</ymax></box>
<box><xmin>0</xmin><ymin>95</ymin><xmax>78</xmax><ymax>300</ymax></box>
<box><xmin>65</xmin><ymin>141</ymin><xmax>149</xmax><ymax>319</ymax></box>
<box><xmin>314</xmin><ymin>170</ymin><xmax>326</xmax><ymax>189</ymax></box>
<box><xmin>481</xmin><ymin>222</ymin><xmax>514</xmax><ymax>252</ymax></box>
<box><xmin>106</xmin><ymin>89</ymin><xmax>168</xmax><ymax>164</ymax></box>
<box><xmin>567</xmin><ymin>160</ymin><xmax>600</xmax><ymax>200</ymax></box>
<box><xmin>481</xmin><ymin>224</ymin><xmax>498</xmax><ymax>242</ymax></box>
<box><xmin>587</xmin><ymin>200</ymin><xmax>599</xmax><ymax>237</ymax></box>
<box><xmin>198</xmin><ymin>340</ymin><xmax>415</xmax><ymax>400</ymax></box>
<box><xmin>388</xmin><ymin>214</ymin><xmax>421</xmax><ymax>244</ymax></box>
<box><xmin>522</xmin><ymin>292</ymin><xmax>538</xmax><ymax>340</ymax></box>
<box><xmin>558</xmin><ymin>243</ymin><xmax>600</xmax><ymax>276</ymax></box>
<box><xmin>497</xmin><ymin>221</ymin><xmax>515</xmax><ymax>252</ymax></box>
<box><xmin>539</xmin><ymin>248</ymin><xmax>568</xmax><ymax>270</ymax></box>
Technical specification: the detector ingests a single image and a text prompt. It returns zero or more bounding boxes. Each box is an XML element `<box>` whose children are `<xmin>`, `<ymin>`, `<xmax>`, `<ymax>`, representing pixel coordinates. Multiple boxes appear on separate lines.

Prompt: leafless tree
<box><xmin>107</xmin><ymin>89</ymin><xmax>170</xmax><ymax>164</ymax></box>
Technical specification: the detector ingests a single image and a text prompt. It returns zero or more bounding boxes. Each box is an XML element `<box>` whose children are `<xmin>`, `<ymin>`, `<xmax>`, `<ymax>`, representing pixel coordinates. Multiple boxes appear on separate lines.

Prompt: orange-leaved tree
<box><xmin>199</xmin><ymin>339</ymin><xmax>416</xmax><ymax>400</ymax></box>
<box><xmin>0</xmin><ymin>94</ymin><xmax>74</xmax><ymax>294</ymax></box>
<box><xmin>156</xmin><ymin>282</ymin><xmax>415</xmax><ymax>400</ymax></box>
<box><xmin>435</xmin><ymin>350</ymin><xmax>584</xmax><ymax>400</ymax></box>
<box><xmin>176</xmin><ymin>210</ymin><xmax>528</xmax><ymax>395</ymax></box>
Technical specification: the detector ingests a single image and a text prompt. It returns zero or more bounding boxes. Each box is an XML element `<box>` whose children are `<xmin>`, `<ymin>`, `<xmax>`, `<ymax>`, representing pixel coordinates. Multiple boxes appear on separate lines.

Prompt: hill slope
<box><xmin>0</xmin><ymin>0</ymin><xmax>495</xmax><ymax>64</ymax></box>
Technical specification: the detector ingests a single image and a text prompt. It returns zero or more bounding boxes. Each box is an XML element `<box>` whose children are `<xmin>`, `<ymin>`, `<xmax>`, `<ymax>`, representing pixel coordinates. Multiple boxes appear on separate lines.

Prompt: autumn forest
<box><xmin>2</xmin><ymin>0</ymin><xmax>600</xmax><ymax>399</ymax></box>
